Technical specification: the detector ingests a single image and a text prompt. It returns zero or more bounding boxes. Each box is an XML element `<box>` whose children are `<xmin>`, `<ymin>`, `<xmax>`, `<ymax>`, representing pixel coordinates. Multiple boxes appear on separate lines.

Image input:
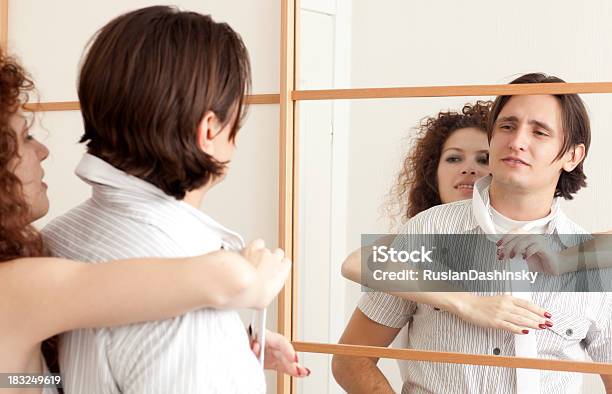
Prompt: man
<box><xmin>42</xmin><ymin>6</ymin><xmax>307</xmax><ymax>393</ymax></box>
<box><xmin>332</xmin><ymin>73</ymin><xmax>612</xmax><ymax>393</ymax></box>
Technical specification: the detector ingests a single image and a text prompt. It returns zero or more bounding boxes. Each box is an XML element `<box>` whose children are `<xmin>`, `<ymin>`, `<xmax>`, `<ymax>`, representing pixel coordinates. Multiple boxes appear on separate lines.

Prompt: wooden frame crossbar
<box><xmin>293</xmin><ymin>342</ymin><xmax>612</xmax><ymax>375</ymax></box>
<box><xmin>293</xmin><ymin>82</ymin><xmax>612</xmax><ymax>101</ymax></box>
<box><xmin>23</xmin><ymin>94</ymin><xmax>280</xmax><ymax>112</ymax></box>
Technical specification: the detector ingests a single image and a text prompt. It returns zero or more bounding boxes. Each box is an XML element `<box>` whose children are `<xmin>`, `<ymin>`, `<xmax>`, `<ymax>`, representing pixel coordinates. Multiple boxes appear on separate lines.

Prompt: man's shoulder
<box><xmin>42</xmin><ymin>200</ymin><xmax>93</xmax><ymax>240</ymax></box>
<box><xmin>404</xmin><ymin>199</ymin><xmax>474</xmax><ymax>233</ymax></box>
<box><xmin>554</xmin><ymin>210</ymin><xmax>589</xmax><ymax>235</ymax></box>
<box><xmin>42</xmin><ymin>200</ymin><xmax>178</xmax><ymax>260</ymax></box>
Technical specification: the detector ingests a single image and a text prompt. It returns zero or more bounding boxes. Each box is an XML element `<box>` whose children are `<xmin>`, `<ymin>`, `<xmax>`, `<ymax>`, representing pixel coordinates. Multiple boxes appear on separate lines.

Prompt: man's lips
<box><xmin>502</xmin><ymin>156</ymin><xmax>529</xmax><ymax>166</ymax></box>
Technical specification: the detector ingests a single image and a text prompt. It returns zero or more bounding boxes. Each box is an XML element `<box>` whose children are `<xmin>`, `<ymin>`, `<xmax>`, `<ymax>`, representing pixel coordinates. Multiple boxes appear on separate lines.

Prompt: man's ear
<box><xmin>197</xmin><ymin>111</ymin><xmax>221</xmax><ymax>155</ymax></box>
<box><xmin>562</xmin><ymin>144</ymin><xmax>586</xmax><ymax>172</ymax></box>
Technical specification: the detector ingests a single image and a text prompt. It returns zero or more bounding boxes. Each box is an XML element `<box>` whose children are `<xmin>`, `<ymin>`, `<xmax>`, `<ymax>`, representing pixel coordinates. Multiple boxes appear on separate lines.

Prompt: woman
<box><xmin>0</xmin><ymin>51</ymin><xmax>308</xmax><ymax>394</ymax></box>
<box><xmin>342</xmin><ymin>101</ymin><xmax>553</xmax><ymax>334</ymax></box>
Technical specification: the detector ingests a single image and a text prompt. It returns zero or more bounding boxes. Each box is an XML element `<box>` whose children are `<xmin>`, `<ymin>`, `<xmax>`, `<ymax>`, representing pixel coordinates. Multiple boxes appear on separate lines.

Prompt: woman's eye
<box><xmin>477</xmin><ymin>156</ymin><xmax>489</xmax><ymax>165</ymax></box>
<box><xmin>534</xmin><ymin>130</ymin><xmax>548</xmax><ymax>136</ymax></box>
<box><xmin>445</xmin><ymin>156</ymin><xmax>461</xmax><ymax>163</ymax></box>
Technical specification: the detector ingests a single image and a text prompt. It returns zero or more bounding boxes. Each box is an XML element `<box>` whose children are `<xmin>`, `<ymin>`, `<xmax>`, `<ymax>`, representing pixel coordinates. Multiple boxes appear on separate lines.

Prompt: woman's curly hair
<box><xmin>0</xmin><ymin>49</ymin><xmax>60</xmax><ymax>378</ymax></box>
<box><xmin>0</xmin><ymin>50</ymin><xmax>43</xmax><ymax>261</ymax></box>
<box><xmin>387</xmin><ymin>101</ymin><xmax>492</xmax><ymax>227</ymax></box>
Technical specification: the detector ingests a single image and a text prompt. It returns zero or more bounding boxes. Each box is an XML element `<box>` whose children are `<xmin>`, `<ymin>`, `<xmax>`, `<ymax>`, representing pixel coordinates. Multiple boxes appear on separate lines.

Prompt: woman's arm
<box><xmin>3</xmin><ymin>242</ymin><xmax>290</xmax><ymax>344</ymax></box>
<box><xmin>499</xmin><ymin>231</ymin><xmax>612</xmax><ymax>275</ymax></box>
<box><xmin>342</xmin><ymin>243</ymin><xmax>550</xmax><ymax>334</ymax></box>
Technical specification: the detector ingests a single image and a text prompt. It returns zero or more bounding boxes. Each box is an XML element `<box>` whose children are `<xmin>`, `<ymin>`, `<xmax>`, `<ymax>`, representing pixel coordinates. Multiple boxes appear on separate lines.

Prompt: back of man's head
<box><xmin>487</xmin><ymin>73</ymin><xmax>591</xmax><ymax>200</ymax></box>
<box><xmin>78</xmin><ymin>5</ymin><xmax>251</xmax><ymax>199</ymax></box>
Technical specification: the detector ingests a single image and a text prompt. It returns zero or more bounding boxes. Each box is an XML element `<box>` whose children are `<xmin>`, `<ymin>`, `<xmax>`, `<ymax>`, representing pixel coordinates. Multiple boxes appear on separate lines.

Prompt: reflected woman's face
<box><xmin>9</xmin><ymin>113</ymin><xmax>50</xmax><ymax>222</ymax></box>
<box><xmin>436</xmin><ymin>127</ymin><xmax>489</xmax><ymax>204</ymax></box>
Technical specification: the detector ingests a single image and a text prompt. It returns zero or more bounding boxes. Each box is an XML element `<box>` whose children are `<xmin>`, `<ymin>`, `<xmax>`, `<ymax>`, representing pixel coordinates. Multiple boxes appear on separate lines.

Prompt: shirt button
<box><xmin>493</xmin><ymin>348</ymin><xmax>501</xmax><ymax>355</ymax></box>
<box><xmin>566</xmin><ymin>329</ymin><xmax>573</xmax><ymax>337</ymax></box>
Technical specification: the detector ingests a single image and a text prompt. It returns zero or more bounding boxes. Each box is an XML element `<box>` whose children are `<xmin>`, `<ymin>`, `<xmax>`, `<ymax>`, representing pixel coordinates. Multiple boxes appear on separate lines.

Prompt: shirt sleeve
<box><xmin>584</xmin><ymin>293</ymin><xmax>612</xmax><ymax>363</ymax></box>
<box><xmin>358</xmin><ymin>291</ymin><xmax>417</xmax><ymax>328</ymax></box>
<box><xmin>356</xmin><ymin>212</ymin><xmax>431</xmax><ymax>328</ymax></box>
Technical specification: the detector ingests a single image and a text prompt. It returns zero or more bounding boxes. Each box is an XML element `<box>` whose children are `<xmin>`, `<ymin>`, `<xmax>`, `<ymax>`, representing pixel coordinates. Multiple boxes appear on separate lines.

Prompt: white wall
<box><xmin>9</xmin><ymin>1</ymin><xmax>281</xmax><ymax>392</ymax></box>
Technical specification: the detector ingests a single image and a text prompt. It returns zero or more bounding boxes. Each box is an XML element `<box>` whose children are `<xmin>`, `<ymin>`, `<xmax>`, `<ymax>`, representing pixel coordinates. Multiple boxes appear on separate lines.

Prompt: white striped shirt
<box><xmin>359</xmin><ymin>179</ymin><xmax>612</xmax><ymax>394</ymax></box>
<box><xmin>42</xmin><ymin>154</ymin><xmax>265</xmax><ymax>394</ymax></box>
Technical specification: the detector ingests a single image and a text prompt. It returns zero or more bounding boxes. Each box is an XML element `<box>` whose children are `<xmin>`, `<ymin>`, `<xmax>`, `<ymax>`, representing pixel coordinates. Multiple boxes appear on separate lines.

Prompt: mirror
<box><xmin>297</xmin><ymin>2</ymin><xmax>612</xmax><ymax>393</ymax></box>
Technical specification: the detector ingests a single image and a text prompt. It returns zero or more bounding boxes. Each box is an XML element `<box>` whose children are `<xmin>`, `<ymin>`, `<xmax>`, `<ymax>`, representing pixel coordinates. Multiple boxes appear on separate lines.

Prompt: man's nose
<box><xmin>508</xmin><ymin>125</ymin><xmax>528</xmax><ymax>151</ymax></box>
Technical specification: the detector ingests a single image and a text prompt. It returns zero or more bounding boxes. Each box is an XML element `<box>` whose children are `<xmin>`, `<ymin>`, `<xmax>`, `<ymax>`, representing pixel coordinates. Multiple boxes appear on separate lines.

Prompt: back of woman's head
<box><xmin>0</xmin><ymin>50</ymin><xmax>43</xmax><ymax>262</ymax></box>
<box><xmin>388</xmin><ymin>101</ymin><xmax>492</xmax><ymax>227</ymax></box>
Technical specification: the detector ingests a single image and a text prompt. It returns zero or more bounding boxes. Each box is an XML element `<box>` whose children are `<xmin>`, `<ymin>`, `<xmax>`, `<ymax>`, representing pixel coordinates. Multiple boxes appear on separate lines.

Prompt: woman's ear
<box><xmin>197</xmin><ymin>111</ymin><xmax>221</xmax><ymax>155</ymax></box>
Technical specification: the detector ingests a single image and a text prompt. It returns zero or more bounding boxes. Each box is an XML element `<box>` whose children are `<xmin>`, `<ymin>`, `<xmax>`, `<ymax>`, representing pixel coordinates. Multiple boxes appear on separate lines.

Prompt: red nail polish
<box><xmin>296</xmin><ymin>366</ymin><xmax>301</xmax><ymax>376</ymax></box>
<box><xmin>522</xmin><ymin>329</ymin><xmax>529</xmax><ymax>334</ymax></box>
<box><xmin>509</xmin><ymin>252</ymin><xmax>515</xmax><ymax>259</ymax></box>
<box><xmin>538</xmin><ymin>324</ymin><xmax>546</xmax><ymax>329</ymax></box>
<box><xmin>545</xmin><ymin>321</ymin><xmax>553</xmax><ymax>327</ymax></box>
<box><xmin>294</xmin><ymin>354</ymin><xmax>298</xmax><ymax>363</ymax></box>
<box><xmin>306</xmin><ymin>368</ymin><xmax>311</xmax><ymax>376</ymax></box>
<box><xmin>544</xmin><ymin>312</ymin><xmax>552</xmax><ymax>318</ymax></box>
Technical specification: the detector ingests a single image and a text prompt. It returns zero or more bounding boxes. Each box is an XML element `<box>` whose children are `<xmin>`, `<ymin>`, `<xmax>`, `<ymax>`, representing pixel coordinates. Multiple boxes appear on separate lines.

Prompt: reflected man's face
<box><xmin>488</xmin><ymin>95</ymin><xmax>577</xmax><ymax>195</ymax></box>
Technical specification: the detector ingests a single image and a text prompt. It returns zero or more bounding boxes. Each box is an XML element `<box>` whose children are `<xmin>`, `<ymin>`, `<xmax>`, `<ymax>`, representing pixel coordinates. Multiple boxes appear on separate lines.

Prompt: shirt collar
<box><xmin>75</xmin><ymin>153</ymin><xmax>244</xmax><ymax>250</ymax></box>
<box><xmin>470</xmin><ymin>175</ymin><xmax>573</xmax><ymax>244</ymax></box>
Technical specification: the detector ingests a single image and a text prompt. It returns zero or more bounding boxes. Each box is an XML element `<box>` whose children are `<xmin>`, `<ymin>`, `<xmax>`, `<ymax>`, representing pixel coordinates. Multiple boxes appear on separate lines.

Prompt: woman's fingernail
<box><xmin>522</xmin><ymin>329</ymin><xmax>529</xmax><ymax>334</ymax></box>
<box><xmin>294</xmin><ymin>354</ymin><xmax>299</xmax><ymax>363</ymax></box>
<box><xmin>509</xmin><ymin>252</ymin><xmax>515</xmax><ymax>259</ymax></box>
<box><xmin>306</xmin><ymin>368</ymin><xmax>311</xmax><ymax>376</ymax></box>
<box><xmin>545</xmin><ymin>321</ymin><xmax>553</xmax><ymax>327</ymax></box>
<box><xmin>544</xmin><ymin>312</ymin><xmax>552</xmax><ymax>318</ymax></box>
<box><xmin>296</xmin><ymin>366</ymin><xmax>301</xmax><ymax>376</ymax></box>
<box><xmin>538</xmin><ymin>324</ymin><xmax>546</xmax><ymax>329</ymax></box>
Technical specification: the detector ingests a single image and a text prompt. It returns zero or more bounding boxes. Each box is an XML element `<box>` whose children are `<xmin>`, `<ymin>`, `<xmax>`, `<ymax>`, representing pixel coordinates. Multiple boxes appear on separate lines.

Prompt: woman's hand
<box><xmin>250</xmin><ymin>330</ymin><xmax>310</xmax><ymax>377</ymax></box>
<box><xmin>229</xmin><ymin>239</ymin><xmax>292</xmax><ymax>309</ymax></box>
<box><xmin>497</xmin><ymin>233</ymin><xmax>567</xmax><ymax>275</ymax></box>
<box><xmin>448</xmin><ymin>293</ymin><xmax>553</xmax><ymax>334</ymax></box>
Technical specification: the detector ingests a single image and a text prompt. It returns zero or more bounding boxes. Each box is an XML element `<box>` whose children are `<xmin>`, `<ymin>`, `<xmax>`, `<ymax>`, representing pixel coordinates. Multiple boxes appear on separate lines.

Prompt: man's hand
<box><xmin>250</xmin><ymin>330</ymin><xmax>310</xmax><ymax>377</ymax></box>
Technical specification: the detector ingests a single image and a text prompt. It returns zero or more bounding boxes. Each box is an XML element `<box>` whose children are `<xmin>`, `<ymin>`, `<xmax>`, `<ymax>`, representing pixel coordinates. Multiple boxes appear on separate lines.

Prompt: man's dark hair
<box><xmin>487</xmin><ymin>73</ymin><xmax>590</xmax><ymax>200</ymax></box>
<box><xmin>78</xmin><ymin>6</ymin><xmax>251</xmax><ymax>199</ymax></box>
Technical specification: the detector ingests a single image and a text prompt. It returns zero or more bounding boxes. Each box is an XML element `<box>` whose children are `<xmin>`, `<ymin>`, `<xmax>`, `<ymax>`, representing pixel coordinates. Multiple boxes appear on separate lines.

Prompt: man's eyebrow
<box><xmin>529</xmin><ymin>119</ymin><xmax>553</xmax><ymax>133</ymax></box>
<box><xmin>496</xmin><ymin>116</ymin><xmax>518</xmax><ymax>123</ymax></box>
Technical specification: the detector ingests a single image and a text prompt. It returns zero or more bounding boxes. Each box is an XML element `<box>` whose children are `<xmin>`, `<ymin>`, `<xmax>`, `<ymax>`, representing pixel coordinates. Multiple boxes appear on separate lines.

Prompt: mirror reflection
<box><xmin>296</xmin><ymin>0</ymin><xmax>612</xmax><ymax>393</ymax></box>
<box><xmin>297</xmin><ymin>85</ymin><xmax>612</xmax><ymax>392</ymax></box>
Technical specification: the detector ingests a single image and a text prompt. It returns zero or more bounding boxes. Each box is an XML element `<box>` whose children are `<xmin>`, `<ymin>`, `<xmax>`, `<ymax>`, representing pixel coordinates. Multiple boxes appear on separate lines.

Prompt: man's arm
<box><xmin>331</xmin><ymin>308</ymin><xmax>401</xmax><ymax>393</ymax></box>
